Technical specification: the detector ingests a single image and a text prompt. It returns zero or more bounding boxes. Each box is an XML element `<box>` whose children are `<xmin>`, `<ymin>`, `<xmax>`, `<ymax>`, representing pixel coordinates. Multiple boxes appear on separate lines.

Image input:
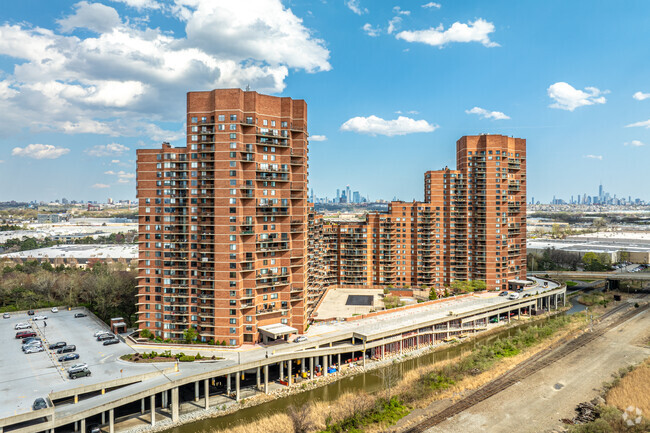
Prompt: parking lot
<box><xmin>0</xmin><ymin>308</ymin><xmax>160</xmax><ymax>420</ymax></box>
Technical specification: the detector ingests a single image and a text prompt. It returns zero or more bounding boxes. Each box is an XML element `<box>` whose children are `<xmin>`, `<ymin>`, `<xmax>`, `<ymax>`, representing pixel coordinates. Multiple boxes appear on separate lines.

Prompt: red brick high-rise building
<box><xmin>136</xmin><ymin>89</ymin><xmax>310</xmax><ymax>345</ymax></box>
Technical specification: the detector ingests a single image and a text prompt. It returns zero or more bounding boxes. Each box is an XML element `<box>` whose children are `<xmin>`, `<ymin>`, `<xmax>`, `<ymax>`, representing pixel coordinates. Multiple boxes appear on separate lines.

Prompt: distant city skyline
<box><xmin>542</xmin><ymin>183</ymin><xmax>648</xmax><ymax>206</ymax></box>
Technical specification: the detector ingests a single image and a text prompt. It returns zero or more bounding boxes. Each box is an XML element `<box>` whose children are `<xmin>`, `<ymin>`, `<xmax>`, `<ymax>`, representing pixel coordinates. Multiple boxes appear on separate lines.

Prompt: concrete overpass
<box><xmin>530</xmin><ymin>271</ymin><xmax>650</xmax><ymax>281</ymax></box>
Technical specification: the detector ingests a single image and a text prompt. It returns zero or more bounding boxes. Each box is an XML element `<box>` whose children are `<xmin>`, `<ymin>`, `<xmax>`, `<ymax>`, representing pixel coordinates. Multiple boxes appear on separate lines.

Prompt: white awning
<box><xmin>258</xmin><ymin>323</ymin><xmax>298</xmax><ymax>339</ymax></box>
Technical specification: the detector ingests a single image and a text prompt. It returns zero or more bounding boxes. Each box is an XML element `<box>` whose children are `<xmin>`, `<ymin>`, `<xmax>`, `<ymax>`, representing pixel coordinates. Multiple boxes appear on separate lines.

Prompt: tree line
<box><xmin>0</xmin><ymin>261</ymin><xmax>138</xmax><ymax>326</ymax></box>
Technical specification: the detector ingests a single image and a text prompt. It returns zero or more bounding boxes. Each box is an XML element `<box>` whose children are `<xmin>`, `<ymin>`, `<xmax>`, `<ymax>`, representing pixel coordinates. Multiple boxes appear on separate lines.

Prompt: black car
<box><xmin>69</xmin><ymin>368</ymin><xmax>91</xmax><ymax>379</ymax></box>
<box><xmin>74</xmin><ymin>313</ymin><xmax>87</xmax><ymax>318</ymax></box>
<box><xmin>23</xmin><ymin>337</ymin><xmax>42</xmax><ymax>344</ymax></box>
<box><xmin>27</xmin><ymin>310</ymin><xmax>34</xmax><ymax>316</ymax></box>
<box><xmin>97</xmin><ymin>333</ymin><xmax>115</xmax><ymax>341</ymax></box>
<box><xmin>32</xmin><ymin>398</ymin><xmax>47</xmax><ymax>410</ymax></box>
<box><xmin>103</xmin><ymin>338</ymin><xmax>119</xmax><ymax>346</ymax></box>
<box><xmin>57</xmin><ymin>345</ymin><xmax>76</xmax><ymax>354</ymax></box>
<box><xmin>58</xmin><ymin>353</ymin><xmax>80</xmax><ymax>362</ymax></box>
<box><xmin>88</xmin><ymin>424</ymin><xmax>101</xmax><ymax>433</ymax></box>
<box><xmin>48</xmin><ymin>341</ymin><xmax>67</xmax><ymax>350</ymax></box>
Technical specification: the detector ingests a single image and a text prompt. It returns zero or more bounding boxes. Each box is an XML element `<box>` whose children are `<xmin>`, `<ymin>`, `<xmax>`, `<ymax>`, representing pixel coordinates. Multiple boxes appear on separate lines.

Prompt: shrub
<box><xmin>178</xmin><ymin>355</ymin><xmax>195</xmax><ymax>362</ymax></box>
<box><xmin>140</xmin><ymin>329</ymin><xmax>153</xmax><ymax>339</ymax></box>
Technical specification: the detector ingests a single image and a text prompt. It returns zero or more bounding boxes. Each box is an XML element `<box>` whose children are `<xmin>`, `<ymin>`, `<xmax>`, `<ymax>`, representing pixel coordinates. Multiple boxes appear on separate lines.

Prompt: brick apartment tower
<box><xmin>424</xmin><ymin>134</ymin><xmax>527</xmax><ymax>290</ymax></box>
<box><xmin>315</xmin><ymin>134</ymin><xmax>526</xmax><ymax>292</ymax></box>
<box><xmin>136</xmin><ymin>89</ymin><xmax>309</xmax><ymax>345</ymax></box>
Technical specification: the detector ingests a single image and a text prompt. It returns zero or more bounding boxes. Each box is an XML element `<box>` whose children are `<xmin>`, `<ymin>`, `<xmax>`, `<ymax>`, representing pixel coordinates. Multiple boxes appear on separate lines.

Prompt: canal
<box><xmin>162</xmin><ymin>316</ymin><xmax>561</xmax><ymax>433</ymax></box>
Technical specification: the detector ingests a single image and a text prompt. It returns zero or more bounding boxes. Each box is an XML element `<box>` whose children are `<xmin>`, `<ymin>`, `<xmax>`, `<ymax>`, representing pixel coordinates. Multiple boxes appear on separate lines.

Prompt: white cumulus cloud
<box><xmin>633</xmin><ymin>91</ymin><xmax>650</xmax><ymax>101</ymax></box>
<box><xmin>12</xmin><ymin>144</ymin><xmax>70</xmax><ymax>159</ymax></box>
<box><xmin>584</xmin><ymin>154</ymin><xmax>603</xmax><ymax>160</ymax></box>
<box><xmin>363</xmin><ymin>23</ymin><xmax>381</xmax><ymax>37</ymax></box>
<box><xmin>547</xmin><ymin>82</ymin><xmax>607</xmax><ymax>111</ymax></box>
<box><xmin>395</xmin><ymin>19</ymin><xmax>498</xmax><ymax>48</ymax></box>
<box><xmin>0</xmin><ymin>0</ymin><xmax>330</xmax><ymax>140</ymax></box>
<box><xmin>85</xmin><ymin>143</ymin><xmax>129</xmax><ymax>157</ymax></box>
<box><xmin>624</xmin><ymin>140</ymin><xmax>645</xmax><ymax>147</ymax></box>
<box><xmin>340</xmin><ymin>115</ymin><xmax>437</xmax><ymax>136</ymax></box>
<box><xmin>346</xmin><ymin>0</ymin><xmax>368</xmax><ymax>15</ymax></box>
<box><xmin>92</xmin><ymin>183</ymin><xmax>111</xmax><ymax>189</ymax></box>
<box><xmin>57</xmin><ymin>1</ymin><xmax>122</xmax><ymax>33</ymax></box>
<box><xmin>465</xmin><ymin>106</ymin><xmax>510</xmax><ymax>120</ymax></box>
<box><xmin>422</xmin><ymin>2</ymin><xmax>441</xmax><ymax>8</ymax></box>
<box><xmin>310</xmin><ymin>135</ymin><xmax>327</xmax><ymax>142</ymax></box>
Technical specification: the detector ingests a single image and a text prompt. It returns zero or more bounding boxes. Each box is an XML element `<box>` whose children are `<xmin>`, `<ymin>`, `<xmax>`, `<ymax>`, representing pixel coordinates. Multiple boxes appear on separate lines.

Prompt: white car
<box><xmin>33</xmin><ymin>315</ymin><xmax>48</xmax><ymax>320</ymax></box>
<box><xmin>508</xmin><ymin>293</ymin><xmax>520</xmax><ymax>300</ymax></box>
<box><xmin>15</xmin><ymin>323</ymin><xmax>31</xmax><ymax>330</ymax></box>
<box><xmin>67</xmin><ymin>363</ymin><xmax>88</xmax><ymax>373</ymax></box>
<box><xmin>51</xmin><ymin>307</ymin><xmax>59</xmax><ymax>313</ymax></box>
<box><xmin>294</xmin><ymin>336</ymin><xmax>308</xmax><ymax>343</ymax></box>
<box><xmin>93</xmin><ymin>330</ymin><xmax>110</xmax><ymax>337</ymax></box>
<box><xmin>24</xmin><ymin>345</ymin><xmax>45</xmax><ymax>354</ymax></box>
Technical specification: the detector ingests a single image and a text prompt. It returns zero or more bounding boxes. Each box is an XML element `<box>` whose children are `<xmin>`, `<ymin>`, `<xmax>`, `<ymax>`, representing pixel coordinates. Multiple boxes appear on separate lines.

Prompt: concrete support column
<box><xmin>101</xmin><ymin>411</ymin><xmax>106</xmax><ymax>425</ymax></box>
<box><xmin>563</xmin><ymin>293</ymin><xmax>566</xmax><ymax>307</ymax></box>
<box><xmin>264</xmin><ymin>365</ymin><xmax>269</xmax><ymax>394</ymax></box>
<box><xmin>80</xmin><ymin>419</ymin><xmax>86</xmax><ymax>433</ymax></box>
<box><xmin>226</xmin><ymin>374</ymin><xmax>231</xmax><ymax>395</ymax></box>
<box><xmin>323</xmin><ymin>355</ymin><xmax>328</xmax><ymax>377</ymax></box>
<box><xmin>400</xmin><ymin>340</ymin><xmax>403</xmax><ymax>355</ymax></box>
<box><xmin>256</xmin><ymin>367</ymin><xmax>261</xmax><ymax>390</ymax></box>
<box><xmin>337</xmin><ymin>353</ymin><xmax>341</xmax><ymax>371</ymax></box>
<box><xmin>74</xmin><ymin>421</ymin><xmax>78</xmax><ymax>432</ymax></box>
<box><xmin>363</xmin><ymin>343</ymin><xmax>367</xmax><ymax>369</ymax></box>
<box><xmin>171</xmin><ymin>387</ymin><xmax>179</xmax><ymax>422</ymax></box>
<box><xmin>204</xmin><ymin>379</ymin><xmax>210</xmax><ymax>409</ymax></box>
<box><xmin>195</xmin><ymin>381</ymin><xmax>199</xmax><ymax>402</ymax></box>
<box><xmin>280</xmin><ymin>362</ymin><xmax>284</xmax><ymax>381</ymax></box>
<box><xmin>150</xmin><ymin>395</ymin><xmax>156</xmax><ymax>426</ymax></box>
<box><xmin>141</xmin><ymin>397</ymin><xmax>146</xmax><ymax>414</ymax></box>
<box><xmin>301</xmin><ymin>358</ymin><xmax>306</xmax><ymax>374</ymax></box>
<box><xmin>235</xmin><ymin>372</ymin><xmax>240</xmax><ymax>402</ymax></box>
<box><xmin>309</xmin><ymin>357</ymin><xmax>314</xmax><ymax>380</ymax></box>
<box><xmin>109</xmin><ymin>409</ymin><xmax>114</xmax><ymax>433</ymax></box>
<box><xmin>161</xmin><ymin>390</ymin><xmax>167</xmax><ymax>408</ymax></box>
<box><xmin>288</xmin><ymin>360</ymin><xmax>293</xmax><ymax>386</ymax></box>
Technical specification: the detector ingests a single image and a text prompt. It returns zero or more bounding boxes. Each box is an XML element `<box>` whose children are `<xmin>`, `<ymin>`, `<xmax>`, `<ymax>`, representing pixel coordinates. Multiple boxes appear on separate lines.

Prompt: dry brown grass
<box><xmin>607</xmin><ymin>358</ymin><xmax>650</xmax><ymax>415</ymax></box>
<box><xmin>211</xmin><ymin>391</ymin><xmax>380</xmax><ymax>433</ymax></box>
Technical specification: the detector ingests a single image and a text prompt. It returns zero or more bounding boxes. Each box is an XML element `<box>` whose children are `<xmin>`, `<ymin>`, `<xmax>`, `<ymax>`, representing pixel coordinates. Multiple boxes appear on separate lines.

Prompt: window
<box><xmin>230</xmin><ymin>114</ymin><xmax>237</xmax><ymax>121</ymax></box>
<box><xmin>191</xmin><ymin>135</ymin><xmax>198</xmax><ymax>141</ymax></box>
<box><xmin>218</xmin><ymin>114</ymin><xmax>225</xmax><ymax>121</ymax></box>
<box><xmin>190</xmin><ymin>117</ymin><xmax>197</xmax><ymax>123</ymax></box>
<box><xmin>230</xmin><ymin>133</ymin><xmax>237</xmax><ymax>139</ymax></box>
<box><xmin>263</xmin><ymin>119</ymin><xmax>268</xmax><ymax>126</ymax></box>
<box><xmin>230</xmin><ymin>124</ymin><xmax>237</xmax><ymax>130</ymax></box>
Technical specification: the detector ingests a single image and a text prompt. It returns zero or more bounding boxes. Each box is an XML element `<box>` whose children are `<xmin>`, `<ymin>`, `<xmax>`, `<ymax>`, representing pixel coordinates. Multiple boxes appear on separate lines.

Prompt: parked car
<box><xmin>498</xmin><ymin>291</ymin><xmax>509</xmax><ymax>297</ymax></box>
<box><xmin>74</xmin><ymin>313</ymin><xmax>87</xmax><ymax>318</ymax></box>
<box><xmin>22</xmin><ymin>337</ymin><xmax>41</xmax><ymax>344</ymax></box>
<box><xmin>103</xmin><ymin>338</ymin><xmax>120</xmax><ymax>346</ymax></box>
<box><xmin>33</xmin><ymin>315</ymin><xmax>47</xmax><ymax>320</ymax></box>
<box><xmin>48</xmin><ymin>341</ymin><xmax>67</xmax><ymax>350</ymax></box>
<box><xmin>32</xmin><ymin>398</ymin><xmax>47</xmax><ymax>410</ymax></box>
<box><xmin>23</xmin><ymin>342</ymin><xmax>43</xmax><ymax>351</ymax></box>
<box><xmin>56</xmin><ymin>345</ymin><xmax>76</xmax><ymax>354</ymax></box>
<box><xmin>294</xmin><ymin>336</ymin><xmax>308</xmax><ymax>343</ymax></box>
<box><xmin>51</xmin><ymin>307</ymin><xmax>58</xmax><ymax>313</ymax></box>
<box><xmin>3</xmin><ymin>313</ymin><xmax>10</xmax><ymax>319</ymax></box>
<box><xmin>69</xmin><ymin>368</ymin><xmax>91</xmax><ymax>379</ymax></box>
<box><xmin>97</xmin><ymin>333</ymin><xmax>115</xmax><ymax>341</ymax></box>
<box><xmin>27</xmin><ymin>310</ymin><xmax>34</xmax><ymax>316</ymax></box>
<box><xmin>88</xmin><ymin>424</ymin><xmax>101</xmax><ymax>433</ymax></box>
<box><xmin>67</xmin><ymin>363</ymin><xmax>88</xmax><ymax>373</ymax></box>
<box><xmin>15</xmin><ymin>322</ymin><xmax>31</xmax><ymax>330</ymax></box>
<box><xmin>523</xmin><ymin>293</ymin><xmax>532</xmax><ymax>298</ymax></box>
<box><xmin>59</xmin><ymin>353</ymin><xmax>80</xmax><ymax>362</ymax></box>
<box><xmin>16</xmin><ymin>330</ymin><xmax>37</xmax><ymax>339</ymax></box>
<box><xmin>24</xmin><ymin>345</ymin><xmax>45</xmax><ymax>354</ymax></box>
<box><xmin>93</xmin><ymin>330</ymin><xmax>110</xmax><ymax>337</ymax></box>
<box><xmin>508</xmin><ymin>293</ymin><xmax>520</xmax><ymax>300</ymax></box>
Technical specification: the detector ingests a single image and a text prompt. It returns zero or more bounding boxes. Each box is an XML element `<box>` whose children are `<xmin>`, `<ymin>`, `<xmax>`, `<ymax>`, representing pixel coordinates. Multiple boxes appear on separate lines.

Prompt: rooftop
<box><xmin>0</xmin><ymin>244</ymin><xmax>138</xmax><ymax>260</ymax></box>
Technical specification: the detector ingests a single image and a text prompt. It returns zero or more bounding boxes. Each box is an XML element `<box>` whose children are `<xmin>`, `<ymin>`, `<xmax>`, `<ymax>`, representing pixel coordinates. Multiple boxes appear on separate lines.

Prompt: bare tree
<box><xmin>287</xmin><ymin>402</ymin><xmax>315</xmax><ymax>433</ymax></box>
<box><xmin>374</xmin><ymin>361</ymin><xmax>401</xmax><ymax>401</ymax></box>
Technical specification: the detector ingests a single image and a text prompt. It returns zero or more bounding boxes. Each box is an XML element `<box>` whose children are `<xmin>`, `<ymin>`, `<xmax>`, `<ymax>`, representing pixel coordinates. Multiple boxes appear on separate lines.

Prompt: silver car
<box><xmin>67</xmin><ymin>363</ymin><xmax>89</xmax><ymax>373</ymax></box>
<box><xmin>24</xmin><ymin>345</ymin><xmax>45</xmax><ymax>354</ymax></box>
<box><xmin>15</xmin><ymin>323</ymin><xmax>30</xmax><ymax>330</ymax></box>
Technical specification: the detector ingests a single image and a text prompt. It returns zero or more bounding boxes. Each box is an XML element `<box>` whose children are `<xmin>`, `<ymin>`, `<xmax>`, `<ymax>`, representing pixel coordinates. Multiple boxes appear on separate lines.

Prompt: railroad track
<box><xmin>404</xmin><ymin>299</ymin><xmax>649</xmax><ymax>433</ymax></box>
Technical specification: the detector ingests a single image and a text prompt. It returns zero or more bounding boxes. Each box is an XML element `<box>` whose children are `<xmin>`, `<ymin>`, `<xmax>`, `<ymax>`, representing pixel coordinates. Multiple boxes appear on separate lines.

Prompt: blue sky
<box><xmin>0</xmin><ymin>0</ymin><xmax>649</xmax><ymax>203</ymax></box>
